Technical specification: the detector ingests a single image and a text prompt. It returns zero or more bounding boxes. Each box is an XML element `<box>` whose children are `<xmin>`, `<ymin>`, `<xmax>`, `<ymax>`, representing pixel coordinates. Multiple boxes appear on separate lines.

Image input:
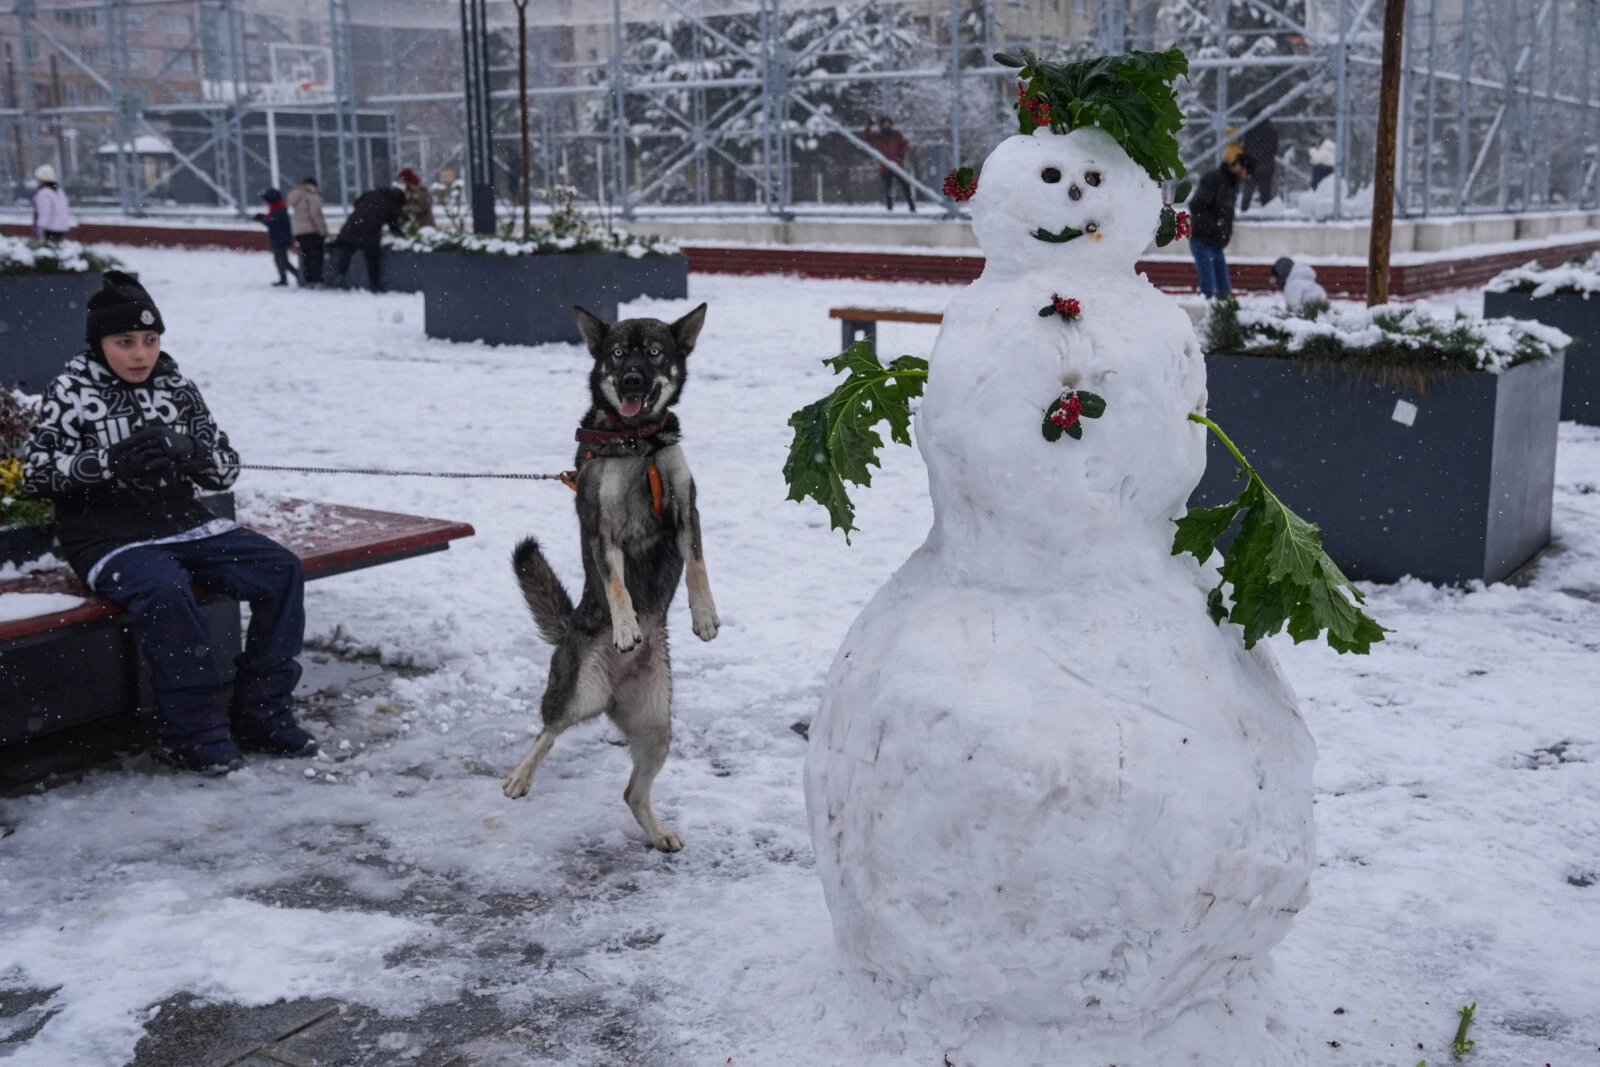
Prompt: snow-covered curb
<box><xmin>1487</xmin><ymin>252</ymin><xmax>1600</xmax><ymax>298</ymax></box>
<box><xmin>384</xmin><ymin>226</ymin><xmax>680</xmax><ymax>259</ymax></box>
<box><xmin>1205</xmin><ymin>298</ymin><xmax>1571</xmax><ymax>372</ymax></box>
<box><xmin>0</xmin><ymin>235</ymin><xmax>119</xmax><ymax>275</ymax></box>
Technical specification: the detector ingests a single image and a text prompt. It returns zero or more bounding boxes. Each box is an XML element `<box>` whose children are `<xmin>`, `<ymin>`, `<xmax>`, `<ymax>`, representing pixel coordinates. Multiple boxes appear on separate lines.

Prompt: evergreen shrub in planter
<box><xmin>1191</xmin><ymin>298</ymin><xmax>1571</xmax><ymax>584</ymax></box>
<box><xmin>392</xmin><ymin>186</ymin><xmax>687</xmax><ymax>346</ymax></box>
<box><xmin>0</xmin><ymin>237</ymin><xmax>121</xmax><ymax>391</ymax></box>
<box><xmin>1485</xmin><ymin>255</ymin><xmax>1600</xmax><ymax>423</ymax></box>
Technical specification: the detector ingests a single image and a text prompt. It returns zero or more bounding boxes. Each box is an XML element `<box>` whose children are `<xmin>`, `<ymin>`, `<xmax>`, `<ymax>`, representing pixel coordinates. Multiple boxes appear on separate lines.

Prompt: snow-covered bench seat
<box><xmin>0</xmin><ymin>499</ymin><xmax>474</xmax><ymax>749</ymax></box>
<box><xmin>828</xmin><ymin>306</ymin><xmax>943</xmax><ymax>354</ymax></box>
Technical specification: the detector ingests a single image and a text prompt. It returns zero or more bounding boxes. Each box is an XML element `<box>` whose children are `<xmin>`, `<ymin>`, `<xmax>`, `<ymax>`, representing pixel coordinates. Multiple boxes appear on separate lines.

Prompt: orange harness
<box><xmin>561</xmin><ymin>452</ymin><xmax>664</xmax><ymax>517</ymax></box>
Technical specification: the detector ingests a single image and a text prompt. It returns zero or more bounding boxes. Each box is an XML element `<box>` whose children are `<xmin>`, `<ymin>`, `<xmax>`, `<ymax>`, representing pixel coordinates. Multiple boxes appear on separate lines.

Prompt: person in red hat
<box><xmin>397</xmin><ymin>167</ymin><xmax>434</xmax><ymax>231</ymax></box>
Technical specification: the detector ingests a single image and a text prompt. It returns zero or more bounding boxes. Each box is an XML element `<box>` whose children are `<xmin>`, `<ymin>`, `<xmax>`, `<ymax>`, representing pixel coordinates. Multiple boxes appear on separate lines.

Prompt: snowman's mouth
<box><xmin>1032</xmin><ymin>222</ymin><xmax>1085</xmax><ymax>244</ymax></box>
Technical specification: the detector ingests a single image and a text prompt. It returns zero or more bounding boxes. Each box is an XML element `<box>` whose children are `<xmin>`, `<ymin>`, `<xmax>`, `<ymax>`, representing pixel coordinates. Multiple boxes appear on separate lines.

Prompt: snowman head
<box><xmin>970</xmin><ymin>126</ymin><xmax>1161</xmax><ymax>275</ymax></box>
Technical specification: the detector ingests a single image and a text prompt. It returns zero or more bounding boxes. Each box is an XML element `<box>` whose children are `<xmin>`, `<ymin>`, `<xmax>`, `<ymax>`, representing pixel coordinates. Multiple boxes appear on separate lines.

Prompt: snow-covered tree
<box><xmin>581</xmin><ymin>1</ymin><xmax>1002</xmax><ymax>206</ymax></box>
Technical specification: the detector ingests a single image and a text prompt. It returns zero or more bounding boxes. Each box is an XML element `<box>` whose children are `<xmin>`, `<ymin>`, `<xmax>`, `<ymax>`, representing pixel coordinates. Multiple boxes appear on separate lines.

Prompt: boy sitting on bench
<box><xmin>22</xmin><ymin>270</ymin><xmax>317</xmax><ymax>774</ymax></box>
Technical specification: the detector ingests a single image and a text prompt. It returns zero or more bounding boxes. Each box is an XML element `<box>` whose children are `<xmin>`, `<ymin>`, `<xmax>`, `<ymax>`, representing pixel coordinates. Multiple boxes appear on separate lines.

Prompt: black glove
<box><xmin>142</xmin><ymin>427</ymin><xmax>200</xmax><ymax>478</ymax></box>
<box><xmin>252</xmin><ymin>212</ymin><xmax>266</xmax><ymax>223</ymax></box>
<box><xmin>107</xmin><ymin>436</ymin><xmax>148</xmax><ymax>484</ymax></box>
<box><xmin>107</xmin><ymin>426</ymin><xmax>199</xmax><ymax>484</ymax></box>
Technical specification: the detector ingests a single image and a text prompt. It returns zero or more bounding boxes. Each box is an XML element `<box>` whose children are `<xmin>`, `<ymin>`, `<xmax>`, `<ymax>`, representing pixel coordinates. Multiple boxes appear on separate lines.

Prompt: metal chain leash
<box><xmin>240</xmin><ymin>463</ymin><xmax>568</xmax><ymax>481</ymax></box>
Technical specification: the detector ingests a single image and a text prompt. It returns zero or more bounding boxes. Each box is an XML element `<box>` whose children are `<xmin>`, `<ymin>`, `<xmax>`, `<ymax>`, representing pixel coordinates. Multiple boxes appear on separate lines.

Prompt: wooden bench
<box><xmin>0</xmin><ymin>498</ymin><xmax>474</xmax><ymax>748</ymax></box>
<box><xmin>829</xmin><ymin>306</ymin><xmax>944</xmax><ymax>355</ymax></box>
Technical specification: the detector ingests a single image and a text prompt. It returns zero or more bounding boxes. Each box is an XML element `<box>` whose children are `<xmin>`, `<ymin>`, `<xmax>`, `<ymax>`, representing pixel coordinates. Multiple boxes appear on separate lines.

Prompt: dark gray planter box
<box><xmin>423</xmin><ymin>252</ymin><xmax>690</xmax><ymax>346</ymax></box>
<box><xmin>341</xmin><ymin>248</ymin><xmax>427</xmax><ymax>293</ymax></box>
<box><xmin>0</xmin><ymin>598</ymin><xmax>240</xmax><ymax>747</ymax></box>
<box><xmin>1190</xmin><ymin>353</ymin><xmax>1565</xmax><ymax>585</ymax></box>
<box><xmin>616</xmin><ymin>253</ymin><xmax>689</xmax><ymax>302</ymax></box>
<box><xmin>0</xmin><ymin>525</ymin><xmax>56</xmax><ymax>567</ymax></box>
<box><xmin>1484</xmin><ymin>289</ymin><xmax>1599</xmax><ymax>424</ymax></box>
<box><xmin>0</xmin><ymin>271</ymin><xmax>104</xmax><ymax>391</ymax></box>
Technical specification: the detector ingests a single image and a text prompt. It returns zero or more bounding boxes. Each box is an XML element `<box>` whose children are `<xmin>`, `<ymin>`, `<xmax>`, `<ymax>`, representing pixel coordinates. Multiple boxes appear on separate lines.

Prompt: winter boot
<box><xmin>234</xmin><ymin>721</ymin><xmax>319</xmax><ymax>758</ymax></box>
<box><xmin>157</xmin><ymin>739</ymin><xmax>244</xmax><ymax>776</ymax></box>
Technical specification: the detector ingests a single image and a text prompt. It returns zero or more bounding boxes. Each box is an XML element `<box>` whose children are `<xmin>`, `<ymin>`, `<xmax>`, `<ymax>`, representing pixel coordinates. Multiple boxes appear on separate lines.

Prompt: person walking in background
<box><xmin>398</xmin><ymin>168</ymin><xmax>434</xmax><ymax>231</ymax></box>
<box><xmin>327</xmin><ymin>186</ymin><xmax>406</xmax><ymax>292</ymax></box>
<box><xmin>1272</xmin><ymin>257</ymin><xmax>1329</xmax><ymax>314</ymax></box>
<box><xmin>862</xmin><ymin>117</ymin><xmax>915</xmax><ymax>212</ymax></box>
<box><xmin>287</xmin><ymin>176</ymin><xmax>328</xmax><ymax>286</ymax></box>
<box><xmin>31</xmin><ymin>164</ymin><xmax>71</xmax><ymax>243</ymax></box>
<box><xmin>1239</xmin><ymin>119</ymin><xmax>1279</xmax><ymax>211</ymax></box>
<box><xmin>1308</xmin><ymin>139</ymin><xmax>1336</xmax><ymax>191</ymax></box>
<box><xmin>252</xmin><ymin>188</ymin><xmax>298</xmax><ymax>287</ymax></box>
<box><xmin>1187</xmin><ymin>154</ymin><xmax>1254</xmax><ymax>300</ymax></box>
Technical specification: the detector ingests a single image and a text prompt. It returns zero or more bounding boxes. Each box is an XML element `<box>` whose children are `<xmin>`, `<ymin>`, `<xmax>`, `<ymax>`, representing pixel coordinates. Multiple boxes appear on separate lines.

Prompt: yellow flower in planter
<box><xmin>0</xmin><ymin>457</ymin><xmax>52</xmax><ymax>529</ymax></box>
<box><xmin>0</xmin><ymin>457</ymin><xmax>23</xmax><ymax>496</ymax></box>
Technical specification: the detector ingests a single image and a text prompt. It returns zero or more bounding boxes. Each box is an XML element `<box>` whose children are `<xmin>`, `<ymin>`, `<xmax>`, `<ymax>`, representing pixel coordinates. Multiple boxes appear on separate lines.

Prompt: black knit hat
<box><xmin>85</xmin><ymin>270</ymin><xmax>164</xmax><ymax>346</ymax></box>
<box><xmin>1272</xmin><ymin>257</ymin><xmax>1294</xmax><ymax>287</ymax></box>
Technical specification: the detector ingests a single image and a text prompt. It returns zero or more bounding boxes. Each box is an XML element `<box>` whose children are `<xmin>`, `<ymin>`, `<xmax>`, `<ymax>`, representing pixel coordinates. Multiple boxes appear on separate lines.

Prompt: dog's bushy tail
<box><xmin>511</xmin><ymin>537</ymin><xmax>573</xmax><ymax>644</ymax></box>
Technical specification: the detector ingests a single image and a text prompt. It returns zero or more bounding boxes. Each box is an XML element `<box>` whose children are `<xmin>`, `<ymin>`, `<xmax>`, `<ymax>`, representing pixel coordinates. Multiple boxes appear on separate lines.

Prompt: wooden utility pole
<box><xmin>1367</xmin><ymin>0</ymin><xmax>1408</xmax><ymax>306</ymax></box>
<box><xmin>514</xmin><ymin>0</ymin><xmax>532</xmax><ymax>236</ymax></box>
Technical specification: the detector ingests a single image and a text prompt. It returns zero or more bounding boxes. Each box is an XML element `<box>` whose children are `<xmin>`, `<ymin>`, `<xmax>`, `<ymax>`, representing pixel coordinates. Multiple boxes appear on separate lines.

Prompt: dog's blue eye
<box><xmin>649</xmin><ymin>347</ymin><xmax>660</xmax><ymax>357</ymax></box>
<box><xmin>612</xmin><ymin>347</ymin><xmax>623</xmax><ymax>357</ymax></box>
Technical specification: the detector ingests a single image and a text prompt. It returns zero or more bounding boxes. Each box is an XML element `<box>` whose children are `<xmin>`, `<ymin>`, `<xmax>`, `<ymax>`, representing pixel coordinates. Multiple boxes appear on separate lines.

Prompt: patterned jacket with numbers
<box><xmin>22</xmin><ymin>351</ymin><xmax>241</xmax><ymax>580</ymax></box>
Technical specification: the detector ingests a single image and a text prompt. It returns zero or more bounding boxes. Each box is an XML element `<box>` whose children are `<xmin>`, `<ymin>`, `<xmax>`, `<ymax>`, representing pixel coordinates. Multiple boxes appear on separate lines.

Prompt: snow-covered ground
<box><xmin>1</xmin><ymin>247</ymin><xmax>1597</xmax><ymax>1066</ymax></box>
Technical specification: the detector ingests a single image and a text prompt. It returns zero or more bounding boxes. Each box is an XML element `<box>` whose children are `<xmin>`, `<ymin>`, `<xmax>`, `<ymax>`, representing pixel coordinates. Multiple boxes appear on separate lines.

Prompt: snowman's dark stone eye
<box><xmin>1084</xmin><ymin>171</ymin><xmax>1103</xmax><ymax>187</ymax></box>
<box><xmin>1041</xmin><ymin>168</ymin><xmax>1062</xmax><ymax>184</ymax></box>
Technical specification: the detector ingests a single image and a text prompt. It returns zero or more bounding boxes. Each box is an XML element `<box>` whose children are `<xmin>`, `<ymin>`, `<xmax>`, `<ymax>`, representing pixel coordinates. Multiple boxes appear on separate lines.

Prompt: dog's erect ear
<box><xmin>573</xmin><ymin>305</ymin><xmax>610</xmax><ymax>355</ymax></box>
<box><xmin>670</xmin><ymin>303</ymin><xmax>708</xmax><ymax>354</ymax></box>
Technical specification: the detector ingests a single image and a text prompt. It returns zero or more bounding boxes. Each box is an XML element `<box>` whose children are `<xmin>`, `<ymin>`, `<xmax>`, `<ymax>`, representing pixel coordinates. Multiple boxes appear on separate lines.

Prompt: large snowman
<box><xmin>804</xmin><ymin>125</ymin><xmax>1317</xmax><ymax>1064</ymax></box>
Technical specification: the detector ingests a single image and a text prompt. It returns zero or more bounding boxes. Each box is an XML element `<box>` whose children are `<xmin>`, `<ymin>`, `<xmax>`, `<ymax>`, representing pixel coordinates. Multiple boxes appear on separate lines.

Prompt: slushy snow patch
<box><xmin>0</xmin><ymin>881</ymin><xmax>424</xmax><ymax>1067</ymax></box>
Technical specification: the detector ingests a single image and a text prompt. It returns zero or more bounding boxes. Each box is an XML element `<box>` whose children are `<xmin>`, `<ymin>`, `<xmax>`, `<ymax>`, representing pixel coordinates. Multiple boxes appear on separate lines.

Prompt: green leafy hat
<box><xmin>994</xmin><ymin>47</ymin><xmax>1190</xmax><ymax>185</ymax></box>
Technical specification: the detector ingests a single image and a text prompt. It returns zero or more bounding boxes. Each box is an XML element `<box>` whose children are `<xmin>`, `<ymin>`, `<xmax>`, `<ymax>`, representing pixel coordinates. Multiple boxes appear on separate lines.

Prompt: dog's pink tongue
<box><xmin>619</xmin><ymin>397</ymin><xmax>644</xmax><ymax>418</ymax></box>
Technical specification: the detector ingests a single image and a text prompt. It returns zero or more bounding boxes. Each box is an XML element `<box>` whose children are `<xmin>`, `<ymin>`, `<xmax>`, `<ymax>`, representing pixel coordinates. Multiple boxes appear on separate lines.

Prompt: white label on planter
<box><xmin>1392</xmin><ymin>399</ymin><xmax>1418</xmax><ymax>427</ymax></box>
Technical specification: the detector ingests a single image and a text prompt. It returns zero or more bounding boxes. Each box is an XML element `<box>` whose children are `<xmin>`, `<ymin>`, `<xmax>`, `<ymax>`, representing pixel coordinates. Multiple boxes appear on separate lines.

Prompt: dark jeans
<box><xmin>296</xmin><ymin>233</ymin><xmax>325</xmax><ymax>285</ymax></box>
<box><xmin>271</xmin><ymin>246</ymin><xmax>299</xmax><ymax>285</ymax></box>
<box><xmin>330</xmin><ymin>241</ymin><xmax>384</xmax><ymax>292</ymax></box>
<box><xmin>95</xmin><ymin>528</ymin><xmax>305</xmax><ymax>750</ymax></box>
<box><xmin>880</xmin><ymin>169</ymin><xmax>915</xmax><ymax>211</ymax></box>
<box><xmin>1190</xmin><ymin>239</ymin><xmax>1231</xmax><ymax>298</ymax></box>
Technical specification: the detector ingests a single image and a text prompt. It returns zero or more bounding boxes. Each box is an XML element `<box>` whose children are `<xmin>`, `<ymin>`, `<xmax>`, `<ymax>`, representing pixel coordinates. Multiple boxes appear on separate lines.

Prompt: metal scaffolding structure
<box><xmin>0</xmin><ymin>0</ymin><xmax>392</xmax><ymax>214</ymax></box>
<box><xmin>1</xmin><ymin>0</ymin><xmax>1598</xmax><ymax>222</ymax></box>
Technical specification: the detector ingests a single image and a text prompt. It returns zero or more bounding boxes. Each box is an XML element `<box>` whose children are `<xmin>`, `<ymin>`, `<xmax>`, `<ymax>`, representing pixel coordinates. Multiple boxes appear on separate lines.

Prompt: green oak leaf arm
<box><xmin>1174</xmin><ymin>413</ymin><xmax>1389</xmax><ymax>655</ymax></box>
<box><xmin>782</xmin><ymin>341</ymin><xmax>929</xmax><ymax>541</ymax></box>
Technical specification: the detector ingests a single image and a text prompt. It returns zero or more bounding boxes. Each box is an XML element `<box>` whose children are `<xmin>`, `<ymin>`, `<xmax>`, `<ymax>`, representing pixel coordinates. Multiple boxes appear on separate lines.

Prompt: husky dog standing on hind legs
<box><xmin>502</xmin><ymin>302</ymin><xmax>718</xmax><ymax>852</ymax></box>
